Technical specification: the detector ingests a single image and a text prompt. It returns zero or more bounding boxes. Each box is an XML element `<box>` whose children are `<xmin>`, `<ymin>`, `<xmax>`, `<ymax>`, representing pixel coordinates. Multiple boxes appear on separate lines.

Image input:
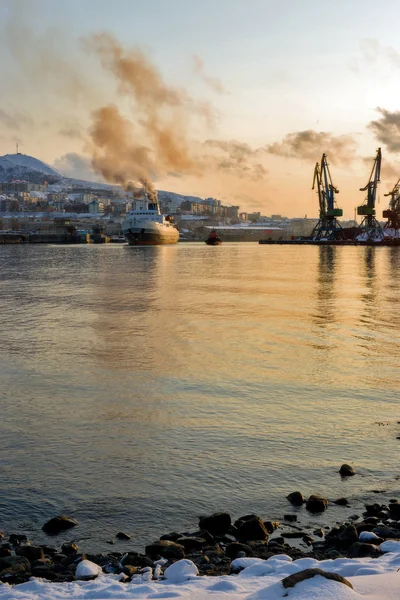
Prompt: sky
<box><xmin>1</xmin><ymin>0</ymin><xmax>400</xmax><ymax>217</ymax></box>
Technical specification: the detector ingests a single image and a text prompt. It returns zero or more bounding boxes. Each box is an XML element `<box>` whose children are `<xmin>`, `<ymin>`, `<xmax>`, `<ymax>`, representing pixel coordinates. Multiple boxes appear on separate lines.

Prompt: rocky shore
<box><xmin>2</xmin><ymin>484</ymin><xmax>400</xmax><ymax>588</ymax></box>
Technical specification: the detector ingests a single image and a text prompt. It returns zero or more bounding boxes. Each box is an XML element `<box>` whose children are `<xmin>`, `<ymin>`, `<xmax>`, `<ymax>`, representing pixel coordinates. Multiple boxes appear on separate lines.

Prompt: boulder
<box><xmin>61</xmin><ymin>542</ymin><xmax>78</xmax><ymax>556</ymax></box>
<box><xmin>337</xmin><ymin>525</ymin><xmax>358</xmax><ymax>549</ymax></box>
<box><xmin>0</xmin><ymin>548</ymin><xmax>11</xmax><ymax>558</ymax></box>
<box><xmin>16</xmin><ymin>545</ymin><xmax>44</xmax><ymax>562</ymax></box>
<box><xmin>282</xmin><ymin>568</ymin><xmax>353</xmax><ymax>589</ymax></box>
<box><xmin>333</xmin><ymin>498</ymin><xmax>349</xmax><ymax>506</ymax></box>
<box><xmin>121</xmin><ymin>564</ymin><xmax>138</xmax><ymax>577</ymax></box>
<box><xmin>175</xmin><ymin>537</ymin><xmax>205</xmax><ymax>551</ymax></box>
<box><xmin>121</xmin><ymin>553</ymin><xmax>154</xmax><ymax>568</ymax></box>
<box><xmin>264</xmin><ymin>521</ymin><xmax>280</xmax><ymax>533</ymax></box>
<box><xmin>75</xmin><ymin>559</ymin><xmax>102</xmax><ymax>581</ymax></box>
<box><xmin>225</xmin><ymin>542</ymin><xmax>254</xmax><ymax>559</ymax></box>
<box><xmin>145</xmin><ymin>540</ymin><xmax>185</xmax><ymax>560</ymax></box>
<box><xmin>199</xmin><ymin>513</ymin><xmax>231</xmax><ymax>535</ymax></box>
<box><xmin>286</xmin><ymin>491</ymin><xmax>305</xmax><ymax>506</ymax></box>
<box><xmin>339</xmin><ymin>464</ymin><xmax>355</xmax><ymax>477</ymax></box>
<box><xmin>42</xmin><ymin>516</ymin><xmax>78</xmax><ymax>535</ymax></box>
<box><xmin>364</xmin><ymin>503</ymin><xmax>385</xmax><ymax>517</ymax></box>
<box><xmin>348</xmin><ymin>542</ymin><xmax>379</xmax><ymax>558</ymax></box>
<box><xmin>116</xmin><ymin>532</ymin><xmax>131</xmax><ymax>540</ymax></box>
<box><xmin>0</xmin><ymin>563</ymin><xmax>31</xmax><ymax>585</ymax></box>
<box><xmin>31</xmin><ymin>566</ymin><xmax>58</xmax><ymax>580</ymax></box>
<box><xmin>236</xmin><ymin>516</ymin><xmax>269</xmax><ymax>541</ymax></box>
<box><xmin>0</xmin><ymin>555</ymin><xmax>31</xmax><ymax>572</ymax></box>
<box><xmin>389</xmin><ymin>502</ymin><xmax>400</xmax><ymax>520</ymax></box>
<box><xmin>306</xmin><ymin>495</ymin><xmax>328</xmax><ymax>513</ymax></box>
<box><xmin>8</xmin><ymin>534</ymin><xmax>28</xmax><ymax>546</ymax></box>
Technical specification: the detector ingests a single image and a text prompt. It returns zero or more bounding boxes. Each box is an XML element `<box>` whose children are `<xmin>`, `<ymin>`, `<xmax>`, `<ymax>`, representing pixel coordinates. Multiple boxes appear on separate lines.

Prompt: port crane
<box><xmin>356</xmin><ymin>148</ymin><xmax>384</xmax><ymax>241</ymax></box>
<box><xmin>382</xmin><ymin>178</ymin><xmax>400</xmax><ymax>237</ymax></box>
<box><xmin>311</xmin><ymin>153</ymin><xmax>344</xmax><ymax>240</ymax></box>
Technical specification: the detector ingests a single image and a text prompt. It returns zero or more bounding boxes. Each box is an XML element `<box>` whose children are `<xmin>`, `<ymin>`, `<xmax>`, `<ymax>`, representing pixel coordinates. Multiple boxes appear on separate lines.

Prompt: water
<box><xmin>1</xmin><ymin>243</ymin><xmax>399</xmax><ymax>551</ymax></box>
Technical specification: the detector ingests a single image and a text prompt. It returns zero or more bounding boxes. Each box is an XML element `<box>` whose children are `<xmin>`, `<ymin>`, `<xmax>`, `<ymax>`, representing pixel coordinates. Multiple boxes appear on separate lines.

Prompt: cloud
<box><xmin>192</xmin><ymin>55</ymin><xmax>226</xmax><ymax>94</ymax></box>
<box><xmin>265</xmin><ymin>130</ymin><xmax>357</xmax><ymax>165</ymax></box>
<box><xmin>53</xmin><ymin>152</ymin><xmax>99</xmax><ymax>181</ymax></box>
<box><xmin>368</xmin><ymin>107</ymin><xmax>400</xmax><ymax>153</ymax></box>
<box><xmin>204</xmin><ymin>139</ymin><xmax>268</xmax><ymax>179</ymax></box>
<box><xmin>0</xmin><ymin>108</ymin><xmax>33</xmax><ymax>130</ymax></box>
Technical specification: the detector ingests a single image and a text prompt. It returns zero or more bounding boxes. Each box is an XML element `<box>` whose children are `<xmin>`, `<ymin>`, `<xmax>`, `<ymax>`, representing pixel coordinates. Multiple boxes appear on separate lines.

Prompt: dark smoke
<box><xmin>368</xmin><ymin>108</ymin><xmax>400</xmax><ymax>153</ymax></box>
<box><xmin>265</xmin><ymin>130</ymin><xmax>357</xmax><ymax>165</ymax></box>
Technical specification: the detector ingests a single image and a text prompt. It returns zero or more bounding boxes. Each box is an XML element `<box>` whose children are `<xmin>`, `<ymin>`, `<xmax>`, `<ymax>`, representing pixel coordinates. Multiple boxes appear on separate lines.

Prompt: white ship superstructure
<box><xmin>122</xmin><ymin>194</ymin><xmax>179</xmax><ymax>245</ymax></box>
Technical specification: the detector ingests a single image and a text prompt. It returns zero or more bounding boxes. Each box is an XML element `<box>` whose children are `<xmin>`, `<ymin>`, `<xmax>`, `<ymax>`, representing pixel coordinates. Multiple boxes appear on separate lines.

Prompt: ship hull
<box><xmin>123</xmin><ymin>221</ymin><xmax>179</xmax><ymax>246</ymax></box>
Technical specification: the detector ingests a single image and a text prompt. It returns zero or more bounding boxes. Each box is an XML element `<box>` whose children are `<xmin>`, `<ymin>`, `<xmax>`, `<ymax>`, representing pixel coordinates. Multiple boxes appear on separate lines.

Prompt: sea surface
<box><xmin>1</xmin><ymin>243</ymin><xmax>399</xmax><ymax>551</ymax></box>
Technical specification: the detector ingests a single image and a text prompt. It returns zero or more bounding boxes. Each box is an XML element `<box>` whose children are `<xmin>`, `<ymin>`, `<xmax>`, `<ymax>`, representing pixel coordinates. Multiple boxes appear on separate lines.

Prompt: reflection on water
<box><xmin>0</xmin><ymin>244</ymin><xmax>399</xmax><ymax>551</ymax></box>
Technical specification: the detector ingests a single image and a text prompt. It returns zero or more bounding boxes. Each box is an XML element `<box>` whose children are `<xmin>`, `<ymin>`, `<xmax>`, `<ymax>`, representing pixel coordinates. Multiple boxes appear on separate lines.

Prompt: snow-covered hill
<box><xmin>0</xmin><ymin>153</ymin><xmax>203</xmax><ymax>205</ymax></box>
<box><xmin>0</xmin><ymin>153</ymin><xmax>64</xmax><ymax>183</ymax></box>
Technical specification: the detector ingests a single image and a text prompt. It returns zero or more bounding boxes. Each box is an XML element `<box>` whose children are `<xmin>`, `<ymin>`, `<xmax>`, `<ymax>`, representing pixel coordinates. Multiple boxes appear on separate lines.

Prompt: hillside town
<box><xmin>0</xmin><ymin>153</ymin><xmax>358</xmax><ymax>242</ymax></box>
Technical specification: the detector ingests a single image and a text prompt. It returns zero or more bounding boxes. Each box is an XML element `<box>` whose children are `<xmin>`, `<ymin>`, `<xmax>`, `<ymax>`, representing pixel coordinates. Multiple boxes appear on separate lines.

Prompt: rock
<box><xmin>236</xmin><ymin>516</ymin><xmax>269</xmax><ymax>541</ymax></box>
<box><xmin>313</xmin><ymin>528</ymin><xmax>324</xmax><ymax>537</ymax></box>
<box><xmin>225</xmin><ymin>542</ymin><xmax>253</xmax><ymax>559</ymax></box>
<box><xmin>0</xmin><ymin>564</ymin><xmax>31</xmax><ymax>585</ymax></box>
<box><xmin>31</xmin><ymin>566</ymin><xmax>58</xmax><ymax>580</ymax></box>
<box><xmin>333</xmin><ymin>497</ymin><xmax>349</xmax><ymax>506</ymax></box>
<box><xmin>176</xmin><ymin>537</ymin><xmax>205</xmax><ymax>551</ymax></box>
<box><xmin>284</xmin><ymin>514</ymin><xmax>297</xmax><ymax>522</ymax></box>
<box><xmin>339</xmin><ymin>464</ymin><xmax>356</xmax><ymax>477</ymax></box>
<box><xmin>198</xmin><ymin>513</ymin><xmax>231</xmax><ymax>535</ymax></box>
<box><xmin>8</xmin><ymin>534</ymin><xmax>28</xmax><ymax>546</ymax></box>
<box><xmin>306</xmin><ymin>495</ymin><xmax>328</xmax><ymax>513</ymax></box>
<box><xmin>389</xmin><ymin>503</ymin><xmax>400</xmax><ymax>520</ymax></box>
<box><xmin>145</xmin><ymin>540</ymin><xmax>185</xmax><ymax>560</ymax></box>
<box><xmin>282</xmin><ymin>568</ymin><xmax>352</xmax><ymax>589</ymax></box>
<box><xmin>286</xmin><ymin>491</ymin><xmax>305</xmax><ymax>506</ymax></box>
<box><xmin>76</xmin><ymin>559</ymin><xmax>102</xmax><ymax>580</ymax></box>
<box><xmin>233</xmin><ymin>514</ymin><xmax>258</xmax><ymax>528</ymax></box>
<box><xmin>0</xmin><ymin>555</ymin><xmax>31</xmax><ymax>572</ymax></box>
<box><xmin>264</xmin><ymin>521</ymin><xmax>280</xmax><ymax>533</ymax></box>
<box><xmin>302</xmin><ymin>534</ymin><xmax>314</xmax><ymax>546</ymax></box>
<box><xmin>348</xmin><ymin>542</ymin><xmax>379</xmax><ymax>558</ymax></box>
<box><xmin>373</xmin><ymin>526</ymin><xmax>400</xmax><ymax>539</ymax></box>
<box><xmin>106</xmin><ymin>540</ymin><xmax>115</xmax><ymax>545</ymax></box>
<box><xmin>121</xmin><ymin>564</ymin><xmax>138</xmax><ymax>577</ymax></box>
<box><xmin>116</xmin><ymin>532</ymin><xmax>131</xmax><ymax>540</ymax></box>
<box><xmin>359</xmin><ymin>531</ymin><xmax>383</xmax><ymax>544</ymax></box>
<box><xmin>164</xmin><ymin>559</ymin><xmax>198</xmax><ymax>583</ymax></box>
<box><xmin>16</xmin><ymin>545</ymin><xmax>44</xmax><ymax>562</ymax></box>
<box><xmin>61</xmin><ymin>542</ymin><xmax>78</xmax><ymax>556</ymax></box>
<box><xmin>121</xmin><ymin>553</ymin><xmax>154</xmax><ymax>568</ymax></box>
<box><xmin>337</xmin><ymin>525</ymin><xmax>358</xmax><ymax>548</ymax></box>
<box><xmin>364</xmin><ymin>503</ymin><xmax>385</xmax><ymax>517</ymax></box>
<box><xmin>0</xmin><ymin>548</ymin><xmax>11</xmax><ymax>558</ymax></box>
<box><xmin>42</xmin><ymin>516</ymin><xmax>78</xmax><ymax>535</ymax></box>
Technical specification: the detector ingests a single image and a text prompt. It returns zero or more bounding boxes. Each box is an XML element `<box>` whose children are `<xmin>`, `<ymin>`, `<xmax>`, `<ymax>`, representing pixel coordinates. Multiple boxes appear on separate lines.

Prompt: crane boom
<box><xmin>311</xmin><ymin>153</ymin><xmax>343</xmax><ymax>241</ymax></box>
<box><xmin>356</xmin><ymin>148</ymin><xmax>384</xmax><ymax>241</ymax></box>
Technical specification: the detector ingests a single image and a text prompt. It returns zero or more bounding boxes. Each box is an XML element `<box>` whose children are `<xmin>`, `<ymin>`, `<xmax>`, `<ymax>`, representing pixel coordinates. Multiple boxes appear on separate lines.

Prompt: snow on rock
<box><xmin>359</xmin><ymin>532</ymin><xmax>381</xmax><ymax>542</ymax></box>
<box><xmin>75</xmin><ymin>559</ymin><xmax>103</xmax><ymax>580</ymax></box>
<box><xmin>380</xmin><ymin>540</ymin><xmax>400</xmax><ymax>553</ymax></box>
<box><xmin>163</xmin><ymin>559</ymin><xmax>199</xmax><ymax>583</ymax></box>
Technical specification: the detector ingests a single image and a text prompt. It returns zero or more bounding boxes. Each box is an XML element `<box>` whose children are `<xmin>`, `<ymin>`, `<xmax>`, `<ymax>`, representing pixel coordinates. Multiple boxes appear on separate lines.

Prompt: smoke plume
<box><xmin>368</xmin><ymin>108</ymin><xmax>400</xmax><ymax>153</ymax></box>
<box><xmin>204</xmin><ymin>139</ymin><xmax>267</xmax><ymax>179</ymax></box>
<box><xmin>265</xmin><ymin>130</ymin><xmax>357</xmax><ymax>165</ymax></box>
<box><xmin>193</xmin><ymin>55</ymin><xmax>226</xmax><ymax>94</ymax></box>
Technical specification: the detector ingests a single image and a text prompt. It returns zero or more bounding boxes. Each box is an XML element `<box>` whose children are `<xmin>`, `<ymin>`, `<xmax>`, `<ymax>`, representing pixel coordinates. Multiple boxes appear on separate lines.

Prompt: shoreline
<box><xmin>2</xmin><ymin>491</ymin><xmax>400</xmax><ymax>587</ymax></box>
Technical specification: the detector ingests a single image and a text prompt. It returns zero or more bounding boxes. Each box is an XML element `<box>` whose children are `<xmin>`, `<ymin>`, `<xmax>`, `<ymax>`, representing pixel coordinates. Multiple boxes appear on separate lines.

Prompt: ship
<box><xmin>122</xmin><ymin>194</ymin><xmax>179</xmax><ymax>246</ymax></box>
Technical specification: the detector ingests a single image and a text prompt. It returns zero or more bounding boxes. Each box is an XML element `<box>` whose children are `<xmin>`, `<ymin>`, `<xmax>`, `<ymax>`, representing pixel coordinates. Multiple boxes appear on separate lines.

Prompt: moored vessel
<box><xmin>205</xmin><ymin>230</ymin><xmax>222</xmax><ymax>245</ymax></box>
<box><xmin>122</xmin><ymin>194</ymin><xmax>179</xmax><ymax>246</ymax></box>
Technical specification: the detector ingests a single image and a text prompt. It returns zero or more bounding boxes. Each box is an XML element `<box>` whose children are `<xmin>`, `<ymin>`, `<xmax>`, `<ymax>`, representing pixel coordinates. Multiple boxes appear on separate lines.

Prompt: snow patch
<box><xmin>163</xmin><ymin>559</ymin><xmax>199</xmax><ymax>583</ymax></box>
